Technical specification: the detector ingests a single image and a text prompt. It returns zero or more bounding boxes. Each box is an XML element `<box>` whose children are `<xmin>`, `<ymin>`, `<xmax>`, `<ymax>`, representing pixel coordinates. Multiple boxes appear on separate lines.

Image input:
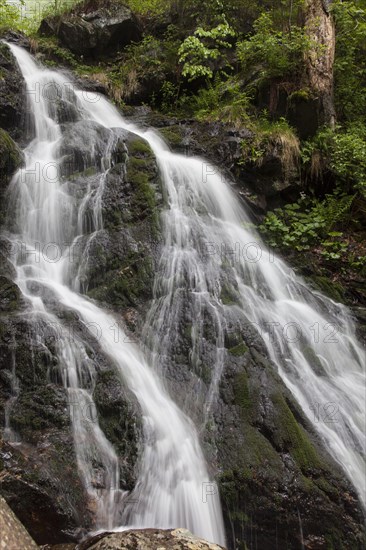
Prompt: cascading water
<box><xmin>78</xmin><ymin>94</ymin><xmax>366</xmax><ymax>509</ymax></box>
<box><xmin>2</xmin><ymin>41</ymin><xmax>365</xmax><ymax>546</ymax></box>
<box><xmin>4</xmin><ymin>43</ymin><xmax>226</xmax><ymax>545</ymax></box>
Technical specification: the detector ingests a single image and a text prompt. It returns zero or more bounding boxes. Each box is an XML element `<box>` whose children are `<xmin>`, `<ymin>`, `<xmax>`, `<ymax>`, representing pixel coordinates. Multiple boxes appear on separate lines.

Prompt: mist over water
<box><xmin>3</xmin><ymin>41</ymin><xmax>365</xmax><ymax>545</ymax></box>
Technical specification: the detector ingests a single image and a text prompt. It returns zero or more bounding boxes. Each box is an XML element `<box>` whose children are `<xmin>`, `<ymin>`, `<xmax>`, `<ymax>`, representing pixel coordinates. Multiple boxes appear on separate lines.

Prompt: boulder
<box><xmin>77</xmin><ymin>528</ymin><xmax>226</xmax><ymax>549</ymax></box>
<box><xmin>40</xmin><ymin>4</ymin><xmax>141</xmax><ymax>57</ymax></box>
<box><xmin>0</xmin><ymin>495</ymin><xmax>38</xmax><ymax>549</ymax></box>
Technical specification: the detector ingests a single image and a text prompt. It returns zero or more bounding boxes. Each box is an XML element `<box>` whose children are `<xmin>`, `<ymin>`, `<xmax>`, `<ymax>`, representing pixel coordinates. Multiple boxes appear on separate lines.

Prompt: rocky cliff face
<box><xmin>0</xmin><ymin>37</ymin><xmax>365</xmax><ymax>550</ymax></box>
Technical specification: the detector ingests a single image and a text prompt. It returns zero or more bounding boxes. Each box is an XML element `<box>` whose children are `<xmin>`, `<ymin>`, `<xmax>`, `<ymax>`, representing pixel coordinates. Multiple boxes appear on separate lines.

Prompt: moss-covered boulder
<box><xmin>0</xmin><ymin>42</ymin><xmax>25</xmax><ymax>140</ymax></box>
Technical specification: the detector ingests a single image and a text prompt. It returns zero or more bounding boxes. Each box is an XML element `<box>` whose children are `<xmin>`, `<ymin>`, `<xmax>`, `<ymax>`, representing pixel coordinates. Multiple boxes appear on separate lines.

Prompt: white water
<box><xmin>78</xmin><ymin>92</ymin><xmax>366</xmax><ymax>509</ymax></box>
<box><xmin>3</xmin><ymin>41</ymin><xmax>366</xmax><ymax>545</ymax></box>
<box><xmin>4</xmin><ymin>43</ymin><xmax>226</xmax><ymax>544</ymax></box>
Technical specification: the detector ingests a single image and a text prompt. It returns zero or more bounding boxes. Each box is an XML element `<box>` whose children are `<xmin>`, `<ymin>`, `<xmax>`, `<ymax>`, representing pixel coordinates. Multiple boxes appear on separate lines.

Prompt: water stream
<box><xmin>2</xmin><ymin>42</ymin><xmax>365</xmax><ymax>545</ymax></box>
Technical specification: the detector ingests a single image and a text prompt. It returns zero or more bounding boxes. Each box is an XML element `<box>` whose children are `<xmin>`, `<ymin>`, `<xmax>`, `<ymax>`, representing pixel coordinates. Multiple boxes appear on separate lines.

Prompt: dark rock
<box><xmin>40</xmin><ymin>4</ymin><xmax>141</xmax><ymax>58</ymax></box>
<box><xmin>0</xmin><ymin>30</ymin><xmax>30</xmax><ymax>50</ymax></box>
<box><xmin>58</xmin><ymin>120</ymin><xmax>114</xmax><ymax>176</ymax></box>
<box><xmin>0</xmin><ymin>276</ymin><xmax>24</xmax><ymax>312</ymax></box>
<box><xmin>124</xmin><ymin>110</ymin><xmax>301</xmax><ymax>215</ymax></box>
<box><xmin>84</xmin><ymin>132</ymin><xmax>162</xmax><ymax>316</ymax></box>
<box><xmin>0</xmin><ymin>128</ymin><xmax>23</xmax><ymax>192</ymax></box>
<box><xmin>214</xmin><ymin>334</ymin><xmax>366</xmax><ymax>549</ymax></box>
<box><xmin>0</xmin><ymin>42</ymin><xmax>26</xmax><ymax>140</ymax></box>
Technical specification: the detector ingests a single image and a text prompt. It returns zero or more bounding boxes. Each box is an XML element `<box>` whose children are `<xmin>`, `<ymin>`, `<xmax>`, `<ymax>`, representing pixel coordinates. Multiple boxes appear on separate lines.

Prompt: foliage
<box><xmin>102</xmin><ymin>35</ymin><xmax>167</xmax><ymax>103</ymax></box>
<box><xmin>178</xmin><ymin>22</ymin><xmax>235</xmax><ymax>81</ymax></box>
<box><xmin>259</xmin><ymin>191</ymin><xmax>355</xmax><ymax>257</ymax></box>
<box><xmin>330</xmin><ymin>127</ymin><xmax>366</xmax><ymax>199</ymax></box>
<box><xmin>332</xmin><ymin>0</ymin><xmax>366</xmax><ymax>122</ymax></box>
<box><xmin>237</xmin><ymin>12</ymin><xmax>312</xmax><ymax>82</ymax></box>
<box><xmin>0</xmin><ymin>0</ymin><xmax>23</xmax><ymax>31</ymax></box>
<box><xmin>177</xmin><ymin>77</ymin><xmax>252</xmax><ymax>124</ymax></box>
<box><xmin>242</xmin><ymin>117</ymin><xmax>300</xmax><ymax>179</ymax></box>
<box><xmin>302</xmin><ymin>125</ymin><xmax>366</xmax><ymax>199</ymax></box>
<box><xmin>126</xmin><ymin>0</ymin><xmax>169</xmax><ymax>16</ymax></box>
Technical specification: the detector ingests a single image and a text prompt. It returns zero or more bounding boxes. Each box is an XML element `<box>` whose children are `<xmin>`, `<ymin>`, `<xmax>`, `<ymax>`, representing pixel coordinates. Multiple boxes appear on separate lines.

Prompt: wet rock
<box><xmin>126</xmin><ymin>110</ymin><xmax>301</xmax><ymax>214</ymax></box>
<box><xmin>40</xmin><ymin>3</ymin><xmax>141</xmax><ymax>58</ymax></box>
<box><xmin>0</xmin><ymin>128</ymin><xmax>23</xmax><ymax>192</ymax></box>
<box><xmin>0</xmin><ymin>30</ymin><xmax>30</xmax><ymax>50</ymax></box>
<box><xmin>214</xmin><ymin>337</ymin><xmax>366</xmax><ymax>549</ymax></box>
<box><xmin>0</xmin><ymin>310</ymin><xmax>142</xmax><ymax>544</ymax></box>
<box><xmin>0</xmin><ymin>275</ymin><xmax>24</xmax><ymax>312</ymax></box>
<box><xmin>59</xmin><ymin>120</ymin><xmax>114</xmax><ymax>176</ymax></box>
<box><xmin>85</xmin><ymin>132</ymin><xmax>162</xmax><ymax>316</ymax></box>
<box><xmin>0</xmin><ymin>42</ymin><xmax>25</xmax><ymax>140</ymax></box>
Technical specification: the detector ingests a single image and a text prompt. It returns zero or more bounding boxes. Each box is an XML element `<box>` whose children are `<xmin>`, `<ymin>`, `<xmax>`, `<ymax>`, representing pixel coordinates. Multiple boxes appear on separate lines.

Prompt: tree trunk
<box><xmin>304</xmin><ymin>0</ymin><xmax>336</xmax><ymax>128</ymax></box>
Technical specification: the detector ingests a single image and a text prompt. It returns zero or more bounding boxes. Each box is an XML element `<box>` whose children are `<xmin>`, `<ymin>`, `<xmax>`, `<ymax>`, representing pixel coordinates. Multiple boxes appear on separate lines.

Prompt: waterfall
<box><xmin>4</xmin><ymin>43</ymin><xmax>226</xmax><ymax>545</ymax></box>
<box><xmin>2</xmin><ymin>41</ymin><xmax>365</xmax><ymax>545</ymax></box>
<box><xmin>77</xmin><ymin>94</ymin><xmax>366</xmax><ymax>509</ymax></box>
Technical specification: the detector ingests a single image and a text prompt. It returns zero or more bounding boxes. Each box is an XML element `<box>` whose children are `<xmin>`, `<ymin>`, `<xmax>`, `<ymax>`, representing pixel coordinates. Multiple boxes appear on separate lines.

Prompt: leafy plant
<box><xmin>332</xmin><ymin>0</ymin><xmax>366</xmax><ymax>122</ymax></box>
<box><xmin>178</xmin><ymin>22</ymin><xmax>235</xmax><ymax>81</ymax></box>
<box><xmin>237</xmin><ymin>12</ymin><xmax>312</xmax><ymax>82</ymax></box>
<box><xmin>302</xmin><ymin>125</ymin><xmax>366</xmax><ymax>198</ymax></box>
<box><xmin>259</xmin><ymin>191</ymin><xmax>355</xmax><ymax>254</ymax></box>
<box><xmin>0</xmin><ymin>0</ymin><xmax>23</xmax><ymax>31</ymax></box>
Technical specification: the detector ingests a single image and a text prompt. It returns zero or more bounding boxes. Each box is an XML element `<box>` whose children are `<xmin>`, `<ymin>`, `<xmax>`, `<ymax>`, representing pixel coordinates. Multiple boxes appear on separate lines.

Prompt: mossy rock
<box><xmin>0</xmin><ymin>128</ymin><xmax>23</xmax><ymax>190</ymax></box>
<box><xmin>93</xmin><ymin>368</ymin><xmax>141</xmax><ymax>489</ymax></box>
<box><xmin>229</xmin><ymin>341</ymin><xmax>248</xmax><ymax>356</ymax></box>
<box><xmin>220</xmin><ymin>283</ymin><xmax>238</xmax><ymax>305</ymax></box>
<box><xmin>311</xmin><ymin>275</ymin><xmax>346</xmax><ymax>303</ymax></box>
<box><xmin>10</xmin><ymin>385</ymin><xmax>69</xmax><ymax>442</ymax></box>
<box><xmin>159</xmin><ymin>126</ymin><xmax>185</xmax><ymax>148</ymax></box>
<box><xmin>0</xmin><ymin>276</ymin><xmax>23</xmax><ymax>312</ymax></box>
<box><xmin>88</xmin><ymin>249</ymin><xmax>153</xmax><ymax>309</ymax></box>
<box><xmin>0</xmin><ymin>43</ymin><xmax>26</xmax><ymax>139</ymax></box>
<box><xmin>271</xmin><ymin>392</ymin><xmax>324</xmax><ymax>471</ymax></box>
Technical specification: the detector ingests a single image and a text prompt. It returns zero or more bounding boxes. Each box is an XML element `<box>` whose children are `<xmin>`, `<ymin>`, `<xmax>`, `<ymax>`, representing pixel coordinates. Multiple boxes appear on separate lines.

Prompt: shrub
<box><xmin>178</xmin><ymin>22</ymin><xmax>235</xmax><ymax>81</ymax></box>
<box><xmin>237</xmin><ymin>12</ymin><xmax>312</xmax><ymax>82</ymax></box>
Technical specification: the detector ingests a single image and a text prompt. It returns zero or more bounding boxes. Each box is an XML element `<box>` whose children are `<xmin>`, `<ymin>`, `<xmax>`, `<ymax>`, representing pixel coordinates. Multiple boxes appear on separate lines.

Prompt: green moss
<box><xmin>69</xmin><ymin>166</ymin><xmax>97</xmax><ymax>181</ymax></box>
<box><xmin>311</xmin><ymin>275</ymin><xmax>345</xmax><ymax>302</ymax></box>
<box><xmin>34</xmin><ymin>36</ymin><xmax>79</xmax><ymax>68</ymax></box>
<box><xmin>125</xmin><ymin>144</ymin><xmax>159</xmax><ymax>231</ymax></box>
<box><xmin>88</xmin><ymin>251</ymin><xmax>153</xmax><ymax>308</ymax></box>
<box><xmin>288</xmin><ymin>88</ymin><xmax>312</xmax><ymax>102</ymax></box>
<box><xmin>220</xmin><ymin>283</ymin><xmax>238</xmax><ymax>305</ymax></box>
<box><xmin>183</xmin><ymin>322</ymin><xmax>192</xmax><ymax>340</ymax></box>
<box><xmin>314</xmin><ymin>476</ymin><xmax>338</xmax><ymax>498</ymax></box>
<box><xmin>233</xmin><ymin>371</ymin><xmax>252</xmax><ymax>416</ymax></box>
<box><xmin>272</xmin><ymin>392</ymin><xmax>323</xmax><ymax>471</ymax></box>
<box><xmin>0</xmin><ymin>128</ymin><xmax>23</xmax><ymax>179</ymax></box>
<box><xmin>197</xmin><ymin>362</ymin><xmax>211</xmax><ymax>384</ymax></box>
<box><xmin>229</xmin><ymin>341</ymin><xmax>248</xmax><ymax>356</ymax></box>
<box><xmin>160</xmin><ymin>127</ymin><xmax>184</xmax><ymax>148</ymax></box>
<box><xmin>0</xmin><ymin>276</ymin><xmax>22</xmax><ymax>312</ymax></box>
<box><xmin>128</xmin><ymin>139</ymin><xmax>152</xmax><ymax>156</ymax></box>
